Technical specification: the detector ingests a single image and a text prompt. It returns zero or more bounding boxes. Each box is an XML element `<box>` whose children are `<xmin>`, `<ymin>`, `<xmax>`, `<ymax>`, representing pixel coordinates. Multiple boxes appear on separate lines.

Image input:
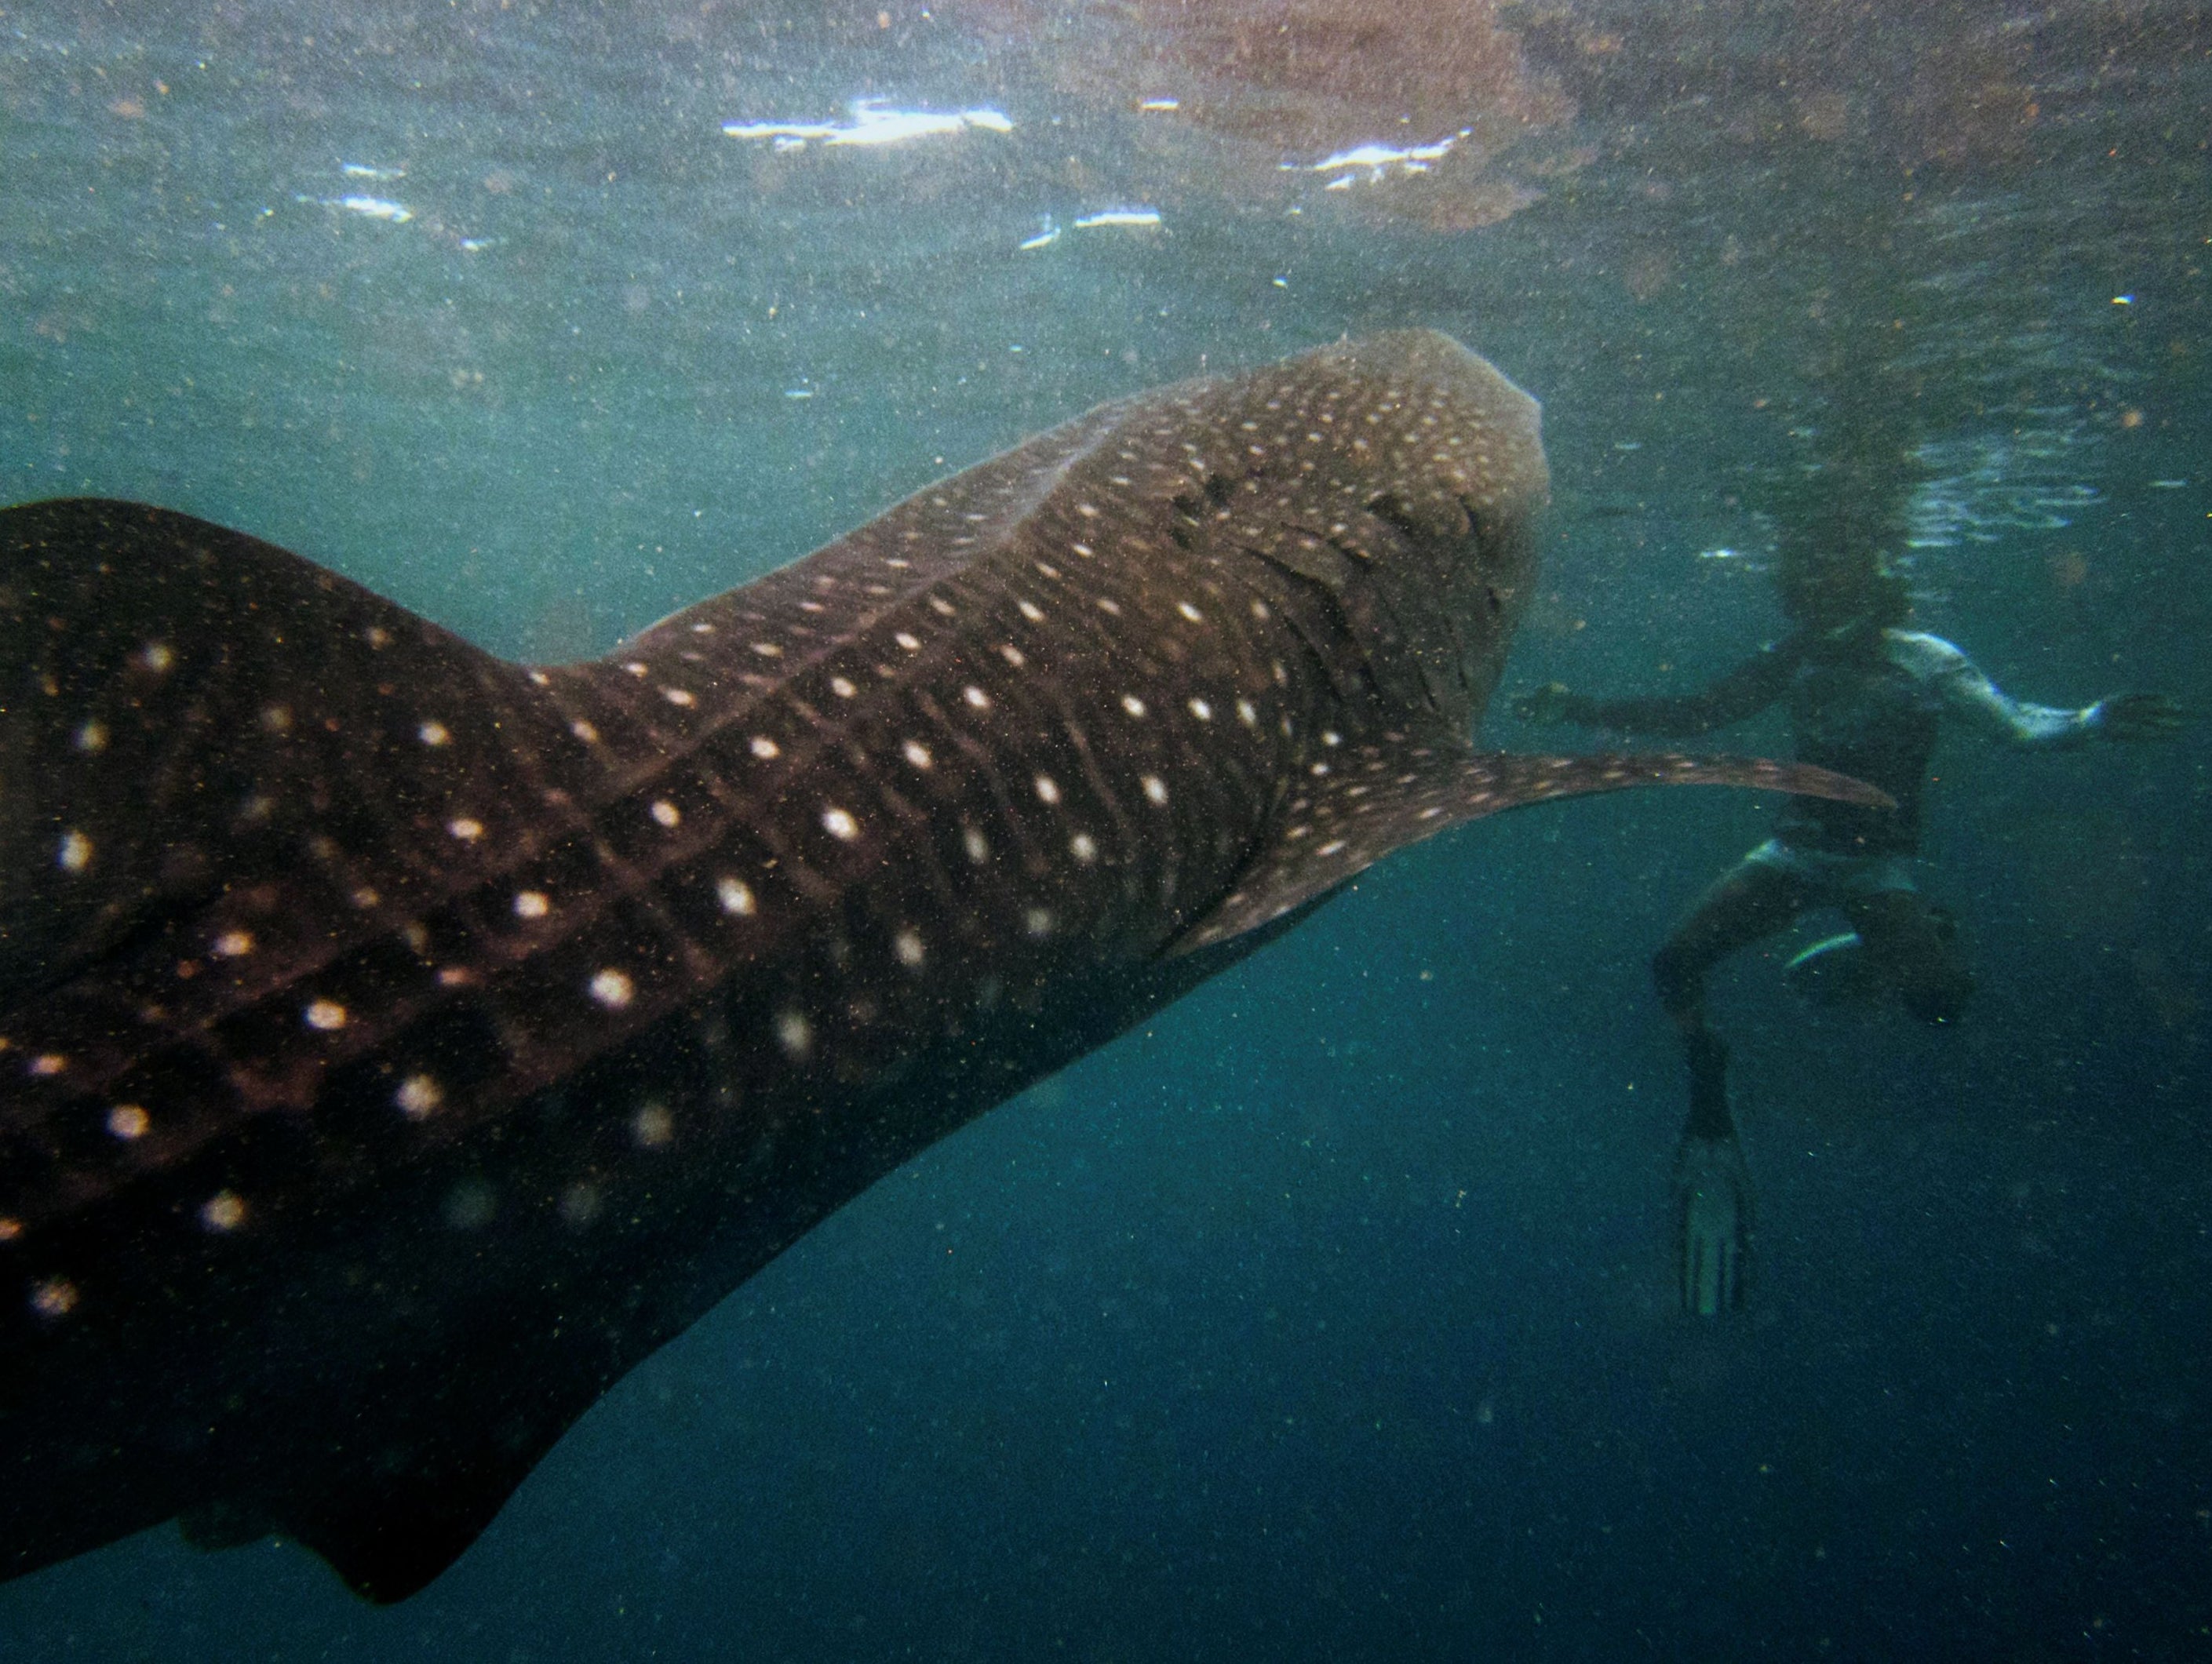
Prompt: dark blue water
<box><xmin>5</xmin><ymin>2</ymin><xmax>2210</xmax><ymax>1656</ymax></box>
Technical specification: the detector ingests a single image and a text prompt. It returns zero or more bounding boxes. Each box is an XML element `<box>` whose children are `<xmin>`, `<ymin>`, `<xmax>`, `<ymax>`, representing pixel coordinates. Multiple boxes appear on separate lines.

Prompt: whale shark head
<box><xmin>1133</xmin><ymin>330</ymin><xmax>1547</xmax><ymax>740</ymax></box>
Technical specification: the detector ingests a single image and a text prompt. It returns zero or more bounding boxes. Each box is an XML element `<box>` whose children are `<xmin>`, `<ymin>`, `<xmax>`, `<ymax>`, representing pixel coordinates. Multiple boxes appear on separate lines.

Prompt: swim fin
<box><xmin>1674</xmin><ymin>1029</ymin><xmax>1752</xmax><ymax>1316</ymax></box>
<box><xmin>1674</xmin><ymin>1129</ymin><xmax>1754</xmax><ymax>1316</ymax></box>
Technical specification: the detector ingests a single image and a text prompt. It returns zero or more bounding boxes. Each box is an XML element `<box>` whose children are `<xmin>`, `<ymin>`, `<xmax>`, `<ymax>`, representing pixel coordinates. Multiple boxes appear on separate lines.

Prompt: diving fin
<box><xmin>1674</xmin><ymin>1029</ymin><xmax>1751</xmax><ymax>1316</ymax></box>
<box><xmin>1674</xmin><ymin>1130</ymin><xmax>1754</xmax><ymax>1317</ymax></box>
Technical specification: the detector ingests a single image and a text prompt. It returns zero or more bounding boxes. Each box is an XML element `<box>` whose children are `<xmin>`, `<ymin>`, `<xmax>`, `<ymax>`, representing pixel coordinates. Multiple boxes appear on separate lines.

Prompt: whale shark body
<box><xmin>0</xmin><ymin>333</ymin><xmax>1871</xmax><ymax>1600</ymax></box>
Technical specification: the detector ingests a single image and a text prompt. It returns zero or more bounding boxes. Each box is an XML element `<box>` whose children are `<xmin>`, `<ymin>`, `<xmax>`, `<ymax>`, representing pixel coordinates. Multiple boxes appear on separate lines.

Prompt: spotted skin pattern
<box><xmin>0</xmin><ymin>333</ymin><xmax>1879</xmax><ymax>1601</ymax></box>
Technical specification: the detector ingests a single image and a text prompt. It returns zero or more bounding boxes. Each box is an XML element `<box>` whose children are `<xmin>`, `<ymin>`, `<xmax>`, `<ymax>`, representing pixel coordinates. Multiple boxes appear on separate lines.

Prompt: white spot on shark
<box><xmin>395</xmin><ymin>1075</ymin><xmax>444</xmax><ymax>1119</ymax></box>
<box><xmin>559</xmin><ymin>1183</ymin><xmax>603</xmax><ymax>1227</ymax></box>
<box><xmin>444</xmin><ymin>1182</ymin><xmax>497</xmax><ymax>1229</ymax></box>
<box><xmin>199</xmin><ymin>1191</ymin><xmax>247</xmax><ymax>1233</ymax></box>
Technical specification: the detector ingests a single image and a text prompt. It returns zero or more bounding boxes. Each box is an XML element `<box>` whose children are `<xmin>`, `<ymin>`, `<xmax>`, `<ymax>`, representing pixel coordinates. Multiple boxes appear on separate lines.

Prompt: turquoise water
<box><xmin>4</xmin><ymin>2</ymin><xmax>2210</xmax><ymax>1656</ymax></box>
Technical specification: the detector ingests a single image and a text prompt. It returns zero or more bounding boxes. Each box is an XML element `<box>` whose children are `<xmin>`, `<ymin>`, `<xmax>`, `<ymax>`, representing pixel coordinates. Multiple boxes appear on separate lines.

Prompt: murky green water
<box><xmin>4</xmin><ymin>2</ymin><xmax>2209</xmax><ymax>1657</ymax></box>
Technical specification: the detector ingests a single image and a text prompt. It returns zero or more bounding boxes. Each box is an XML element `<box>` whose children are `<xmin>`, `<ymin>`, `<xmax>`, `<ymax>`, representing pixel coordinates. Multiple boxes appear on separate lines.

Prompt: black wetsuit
<box><xmin>1551</xmin><ymin>624</ymin><xmax>2101</xmax><ymax>1037</ymax></box>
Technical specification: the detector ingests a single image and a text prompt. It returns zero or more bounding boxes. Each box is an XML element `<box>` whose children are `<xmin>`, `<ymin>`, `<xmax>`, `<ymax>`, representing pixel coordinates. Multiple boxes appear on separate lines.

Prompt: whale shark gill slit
<box><xmin>0</xmin><ymin>331</ymin><xmax>1882</xmax><ymax>1601</ymax></box>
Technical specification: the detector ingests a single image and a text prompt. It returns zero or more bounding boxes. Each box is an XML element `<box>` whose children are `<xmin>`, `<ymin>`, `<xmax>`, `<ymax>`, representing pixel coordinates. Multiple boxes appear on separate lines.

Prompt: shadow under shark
<box><xmin>0</xmin><ymin>332</ymin><xmax>1877</xmax><ymax>1600</ymax></box>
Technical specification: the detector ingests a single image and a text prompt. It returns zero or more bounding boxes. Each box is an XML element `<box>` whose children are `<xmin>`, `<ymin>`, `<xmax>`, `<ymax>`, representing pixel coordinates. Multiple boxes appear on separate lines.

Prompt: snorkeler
<box><xmin>1513</xmin><ymin>507</ymin><xmax>2181</xmax><ymax>1317</ymax></box>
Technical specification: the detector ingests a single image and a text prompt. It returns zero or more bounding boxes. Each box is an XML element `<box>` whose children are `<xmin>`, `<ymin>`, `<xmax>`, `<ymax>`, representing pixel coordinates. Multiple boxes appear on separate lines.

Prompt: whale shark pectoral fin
<box><xmin>274</xmin><ymin>1433</ymin><xmax>552</xmax><ymax>1605</ymax></box>
<box><xmin>165</xmin><ymin>1401</ymin><xmax>552</xmax><ymax>1603</ymax></box>
<box><xmin>1168</xmin><ymin>745</ymin><xmax>1889</xmax><ymax>956</ymax></box>
<box><xmin>258</xmin><ymin>1321</ymin><xmax>624</xmax><ymax>1604</ymax></box>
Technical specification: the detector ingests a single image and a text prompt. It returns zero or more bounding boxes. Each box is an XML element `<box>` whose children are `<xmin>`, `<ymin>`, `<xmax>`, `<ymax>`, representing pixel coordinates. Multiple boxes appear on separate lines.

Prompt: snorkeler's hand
<box><xmin>2087</xmin><ymin>692</ymin><xmax>2184</xmax><ymax>741</ymax></box>
<box><xmin>1512</xmin><ymin>683</ymin><xmax>1583</xmax><ymax>726</ymax></box>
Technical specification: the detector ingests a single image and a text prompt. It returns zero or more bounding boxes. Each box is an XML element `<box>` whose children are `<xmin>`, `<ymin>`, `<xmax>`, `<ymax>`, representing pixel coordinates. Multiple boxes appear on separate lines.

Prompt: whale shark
<box><xmin>0</xmin><ymin>332</ymin><xmax>1875</xmax><ymax>1600</ymax></box>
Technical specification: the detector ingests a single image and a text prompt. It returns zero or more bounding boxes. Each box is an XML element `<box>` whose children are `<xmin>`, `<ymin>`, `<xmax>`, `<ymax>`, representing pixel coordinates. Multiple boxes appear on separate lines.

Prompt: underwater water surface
<box><xmin>3</xmin><ymin>1</ymin><xmax>2210</xmax><ymax>1658</ymax></box>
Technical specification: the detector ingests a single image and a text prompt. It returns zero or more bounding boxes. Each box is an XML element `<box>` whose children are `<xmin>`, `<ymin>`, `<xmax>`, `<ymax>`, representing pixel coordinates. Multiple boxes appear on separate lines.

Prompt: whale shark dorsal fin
<box><xmin>1171</xmin><ymin>739</ymin><xmax>1888</xmax><ymax>954</ymax></box>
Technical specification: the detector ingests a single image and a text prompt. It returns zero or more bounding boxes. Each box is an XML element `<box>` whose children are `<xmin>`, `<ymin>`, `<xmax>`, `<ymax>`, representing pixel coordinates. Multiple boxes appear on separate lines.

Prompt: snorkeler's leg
<box><xmin>1843</xmin><ymin>889</ymin><xmax>1974</xmax><ymax>1025</ymax></box>
<box><xmin>1653</xmin><ymin>857</ymin><xmax>1806</xmax><ymax>1316</ymax></box>
<box><xmin>1653</xmin><ymin>857</ymin><xmax>1813</xmax><ymax>1039</ymax></box>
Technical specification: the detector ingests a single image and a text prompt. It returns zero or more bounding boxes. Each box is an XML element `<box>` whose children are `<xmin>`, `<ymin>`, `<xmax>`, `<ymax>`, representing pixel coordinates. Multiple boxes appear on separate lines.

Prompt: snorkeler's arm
<box><xmin>1515</xmin><ymin>639</ymin><xmax>1800</xmax><ymax>736</ymax></box>
<box><xmin>1886</xmin><ymin>629</ymin><xmax>2167</xmax><ymax>747</ymax></box>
